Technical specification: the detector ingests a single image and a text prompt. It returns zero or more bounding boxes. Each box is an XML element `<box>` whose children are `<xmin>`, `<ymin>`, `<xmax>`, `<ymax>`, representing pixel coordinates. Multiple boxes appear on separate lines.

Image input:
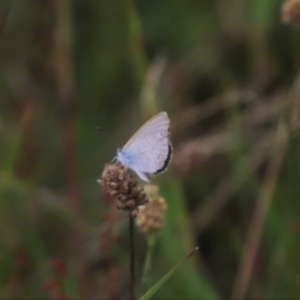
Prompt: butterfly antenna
<box><xmin>96</xmin><ymin>124</ymin><xmax>123</xmax><ymax>165</ymax></box>
<box><xmin>97</xmin><ymin>125</ymin><xmax>120</xmax><ymax>151</ymax></box>
<box><xmin>111</xmin><ymin>157</ymin><xmax>117</xmax><ymax>163</ymax></box>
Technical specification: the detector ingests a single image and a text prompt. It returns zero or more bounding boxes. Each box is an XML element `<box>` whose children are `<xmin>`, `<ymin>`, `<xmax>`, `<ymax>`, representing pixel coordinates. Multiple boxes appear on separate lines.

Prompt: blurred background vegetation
<box><xmin>1</xmin><ymin>0</ymin><xmax>300</xmax><ymax>299</ymax></box>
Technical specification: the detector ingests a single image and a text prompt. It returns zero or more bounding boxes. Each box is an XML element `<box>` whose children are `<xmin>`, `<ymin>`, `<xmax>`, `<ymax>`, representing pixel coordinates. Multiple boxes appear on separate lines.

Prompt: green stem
<box><xmin>142</xmin><ymin>234</ymin><xmax>157</xmax><ymax>290</ymax></box>
<box><xmin>130</xmin><ymin>214</ymin><xmax>136</xmax><ymax>300</ymax></box>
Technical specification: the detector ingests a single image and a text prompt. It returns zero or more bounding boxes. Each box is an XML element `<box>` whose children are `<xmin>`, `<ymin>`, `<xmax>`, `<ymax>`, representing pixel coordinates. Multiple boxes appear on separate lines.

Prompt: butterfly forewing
<box><xmin>123</xmin><ymin>112</ymin><xmax>169</xmax><ymax>150</ymax></box>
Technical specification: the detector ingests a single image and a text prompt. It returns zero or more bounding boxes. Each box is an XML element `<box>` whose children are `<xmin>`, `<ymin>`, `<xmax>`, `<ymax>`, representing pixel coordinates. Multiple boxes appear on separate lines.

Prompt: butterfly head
<box><xmin>116</xmin><ymin>148</ymin><xmax>132</xmax><ymax>169</ymax></box>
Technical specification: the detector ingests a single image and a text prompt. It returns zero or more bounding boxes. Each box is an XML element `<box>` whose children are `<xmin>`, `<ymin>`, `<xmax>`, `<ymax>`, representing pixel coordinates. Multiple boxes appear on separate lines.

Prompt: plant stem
<box><xmin>142</xmin><ymin>235</ymin><xmax>156</xmax><ymax>291</ymax></box>
<box><xmin>230</xmin><ymin>121</ymin><xmax>289</xmax><ymax>300</ymax></box>
<box><xmin>130</xmin><ymin>214</ymin><xmax>136</xmax><ymax>300</ymax></box>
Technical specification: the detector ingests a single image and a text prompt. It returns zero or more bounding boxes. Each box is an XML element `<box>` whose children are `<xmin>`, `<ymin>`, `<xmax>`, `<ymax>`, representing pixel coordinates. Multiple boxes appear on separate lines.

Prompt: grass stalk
<box><xmin>231</xmin><ymin>121</ymin><xmax>289</xmax><ymax>300</ymax></box>
<box><xmin>54</xmin><ymin>0</ymin><xmax>91</xmax><ymax>297</ymax></box>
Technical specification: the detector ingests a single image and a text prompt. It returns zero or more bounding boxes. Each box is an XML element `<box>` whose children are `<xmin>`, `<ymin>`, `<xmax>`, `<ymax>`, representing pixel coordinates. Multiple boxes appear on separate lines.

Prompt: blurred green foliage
<box><xmin>0</xmin><ymin>0</ymin><xmax>300</xmax><ymax>299</ymax></box>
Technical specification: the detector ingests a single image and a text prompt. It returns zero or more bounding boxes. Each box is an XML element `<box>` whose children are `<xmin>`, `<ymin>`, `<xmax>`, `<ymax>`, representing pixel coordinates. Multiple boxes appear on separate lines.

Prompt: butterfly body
<box><xmin>116</xmin><ymin>112</ymin><xmax>171</xmax><ymax>182</ymax></box>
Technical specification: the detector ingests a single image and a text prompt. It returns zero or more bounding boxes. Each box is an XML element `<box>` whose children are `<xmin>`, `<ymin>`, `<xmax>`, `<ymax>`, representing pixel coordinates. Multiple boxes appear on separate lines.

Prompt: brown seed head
<box><xmin>282</xmin><ymin>0</ymin><xmax>300</xmax><ymax>24</ymax></box>
<box><xmin>101</xmin><ymin>162</ymin><xmax>148</xmax><ymax>217</ymax></box>
<box><xmin>136</xmin><ymin>184</ymin><xmax>167</xmax><ymax>234</ymax></box>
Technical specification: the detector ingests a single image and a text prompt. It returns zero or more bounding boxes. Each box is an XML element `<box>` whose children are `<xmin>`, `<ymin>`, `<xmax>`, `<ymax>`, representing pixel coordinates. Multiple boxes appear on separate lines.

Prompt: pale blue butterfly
<box><xmin>117</xmin><ymin>112</ymin><xmax>172</xmax><ymax>182</ymax></box>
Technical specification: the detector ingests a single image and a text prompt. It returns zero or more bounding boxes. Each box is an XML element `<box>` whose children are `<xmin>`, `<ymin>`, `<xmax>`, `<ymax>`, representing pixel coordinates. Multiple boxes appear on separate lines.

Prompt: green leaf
<box><xmin>140</xmin><ymin>247</ymin><xmax>199</xmax><ymax>300</ymax></box>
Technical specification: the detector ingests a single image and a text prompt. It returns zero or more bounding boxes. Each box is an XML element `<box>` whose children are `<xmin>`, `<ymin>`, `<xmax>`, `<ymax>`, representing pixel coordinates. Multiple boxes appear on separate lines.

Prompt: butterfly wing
<box><xmin>117</xmin><ymin>112</ymin><xmax>171</xmax><ymax>181</ymax></box>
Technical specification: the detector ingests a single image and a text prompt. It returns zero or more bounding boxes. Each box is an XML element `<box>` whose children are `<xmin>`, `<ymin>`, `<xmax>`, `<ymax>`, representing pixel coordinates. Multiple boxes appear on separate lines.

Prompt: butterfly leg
<box><xmin>135</xmin><ymin>170</ymin><xmax>149</xmax><ymax>182</ymax></box>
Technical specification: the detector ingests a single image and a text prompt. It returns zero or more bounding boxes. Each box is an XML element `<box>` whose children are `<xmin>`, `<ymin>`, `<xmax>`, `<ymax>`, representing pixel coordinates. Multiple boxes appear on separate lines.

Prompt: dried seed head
<box><xmin>101</xmin><ymin>162</ymin><xmax>148</xmax><ymax>217</ymax></box>
<box><xmin>136</xmin><ymin>184</ymin><xmax>167</xmax><ymax>235</ymax></box>
<box><xmin>282</xmin><ymin>0</ymin><xmax>300</xmax><ymax>24</ymax></box>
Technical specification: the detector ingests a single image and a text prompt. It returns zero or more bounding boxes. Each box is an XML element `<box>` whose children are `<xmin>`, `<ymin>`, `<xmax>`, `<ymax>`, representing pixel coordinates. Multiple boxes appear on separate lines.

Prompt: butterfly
<box><xmin>116</xmin><ymin>112</ymin><xmax>172</xmax><ymax>182</ymax></box>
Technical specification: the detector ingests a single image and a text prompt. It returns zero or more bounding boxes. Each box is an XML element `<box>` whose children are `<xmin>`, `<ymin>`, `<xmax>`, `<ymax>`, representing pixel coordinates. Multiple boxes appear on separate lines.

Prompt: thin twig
<box><xmin>230</xmin><ymin>121</ymin><xmax>289</xmax><ymax>300</ymax></box>
<box><xmin>129</xmin><ymin>214</ymin><xmax>136</xmax><ymax>300</ymax></box>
